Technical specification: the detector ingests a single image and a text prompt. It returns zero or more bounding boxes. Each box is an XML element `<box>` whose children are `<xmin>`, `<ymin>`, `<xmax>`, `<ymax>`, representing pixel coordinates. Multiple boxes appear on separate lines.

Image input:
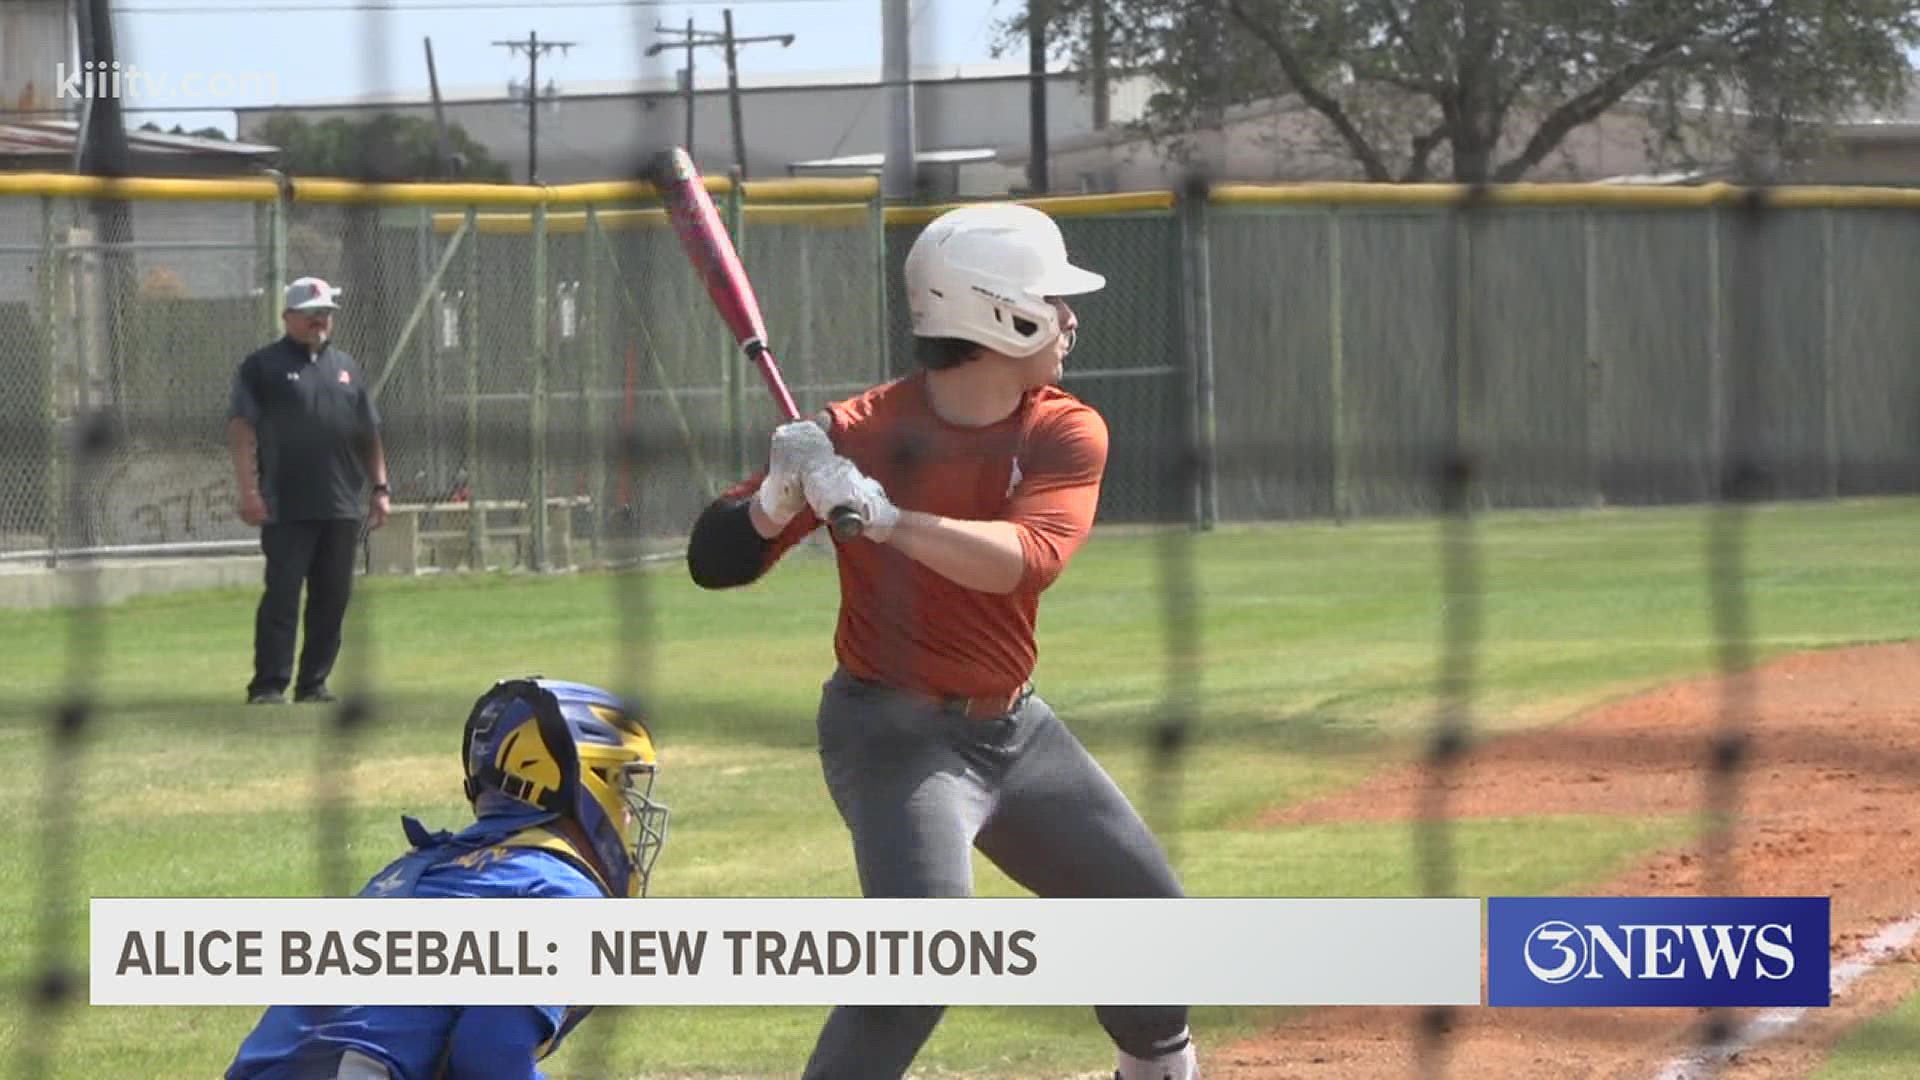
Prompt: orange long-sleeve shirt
<box><xmin>723</xmin><ymin>372</ymin><xmax>1108</xmax><ymax>700</ymax></box>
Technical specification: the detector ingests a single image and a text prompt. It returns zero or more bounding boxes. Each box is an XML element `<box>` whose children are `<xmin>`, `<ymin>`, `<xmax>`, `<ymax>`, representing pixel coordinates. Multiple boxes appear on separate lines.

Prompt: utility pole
<box><xmin>77</xmin><ymin>0</ymin><xmax>135</xmax><ymax>431</ymax></box>
<box><xmin>721</xmin><ymin>10</ymin><xmax>748</xmax><ymax>181</ymax></box>
<box><xmin>492</xmin><ymin>30</ymin><xmax>576</xmax><ymax>184</ymax></box>
<box><xmin>648</xmin><ymin>19</ymin><xmax>701</xmax><ymax>153</ymax></box>
<box><xmin>881</xmin><ymin>0</ymin><xmax>915</xmax><ymax>199</ymax></box>
<box><xmin>680</xmin><ymin>16</ymin><xmax>695</xmax><ymax>151</ymax></box>
<box><xmin>423</xmin><ymin>37</ymin><xmax>454</xmax><ymax>176</ymax></box>
<box><xmin>1090</xmin><ymin>0</ymin><xmax>1109</xmax><ymax>130</ymax></box>
<box><xmin>1028</xmin><ymin>0</ymin><xmax>1049</xmax><ymax>194</ymax></box>
<box><xmin>647</xmin><ymin>9</ymin><xmax>792</xmax><ymax>179</ymax></box>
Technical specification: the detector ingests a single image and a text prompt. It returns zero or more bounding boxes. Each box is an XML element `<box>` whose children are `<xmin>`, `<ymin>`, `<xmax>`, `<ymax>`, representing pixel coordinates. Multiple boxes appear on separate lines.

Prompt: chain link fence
<box><xmin>0</xmin><ymin>175</ymin><xmax>887</xmax><ymax>571</ymax></box>
<box><xmin>1202</xmin><ymin>187</ymin><xmax>1920</xmax><ymax>522</ymax></box>
<box><xmin>6</xmin><ymin>177</ymin><xmax>1920</xmax><ymax>566</ymax></box>
<box><xmin>0</xmin><ymin>189</ymin><xmax>274</xmax><ymax>561</ymax></box>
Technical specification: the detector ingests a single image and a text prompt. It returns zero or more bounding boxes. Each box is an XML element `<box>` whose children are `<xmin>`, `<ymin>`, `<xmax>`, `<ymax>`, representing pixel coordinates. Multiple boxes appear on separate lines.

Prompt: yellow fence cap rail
<box><xmin>546</xmin><ymin>176</ymin><xmax>728</xmax><ymax>205</ymax></box>
<box><xmin>1763</xmin><ymin>185</ymin><xmax>1920</xmax><ymax>209</ymax></box>
<box><xmin>289</xmin><ymin>177</ymin><xmax>552</xmax><ymax>206</ymax></box>
<box><xmin>1206</xmin><ymin>179</ymin><xmax>1920</xmax><ymax>210</ymax></box>
<box><xmin>0</xmin><ymin>172</ymin><xmax>280</xmax><ymax>201</ymax></box>
<box><xmin>23</xmin><ymin>170</ymin><xmax>1920</xmax><ymax>216</ymax></box>
<box><xmin>740</xmin><ymin>176</ymin><xmax>881</xmax><ymax>203</ymax></box>
<box><xmin>288</xmin><ymin>173</ymin><xmax>869</xmax><ymax>208</ymax></box>
<box><xmin>742</xmin><ymin>202</ymin><xmax>871</xmax><ymax>225</ymax></box>
<box><xmin>885</xmin><ymin>189</ymin><xmax>1174</xmax><ymax>226</ymax></box>
<box><xmin>432</xmin><ymin>207</ymin><xmax>676</xmax><ymax>234</ymax></box>
<box><xmin>433</xmin><ymin>202</ymin><xmax>871</xmax><ymax>233</ymax></box>
<box><xmin>1021</xmin><ymin>190</ymin><xmax>1175</xmax><ymax>215</ymax></box>
<box><xmin>1205</xmin><ymin>180</ymin><xmax>1733</xmax><ymax>207</ymax></box>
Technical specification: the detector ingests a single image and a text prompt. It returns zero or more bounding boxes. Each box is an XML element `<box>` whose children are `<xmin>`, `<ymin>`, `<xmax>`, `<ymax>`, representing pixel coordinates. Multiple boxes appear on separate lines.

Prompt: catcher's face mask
<box><xmin>463</xmin><ymin>678</ymin><xmax>670</xmax><ymax>898</ymax></box>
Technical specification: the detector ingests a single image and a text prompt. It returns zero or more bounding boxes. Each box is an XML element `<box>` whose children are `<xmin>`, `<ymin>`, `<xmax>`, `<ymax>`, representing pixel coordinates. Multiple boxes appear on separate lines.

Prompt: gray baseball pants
<box><xmin>800</xmin><ymin>666</ymin><xmax>1190</xmax><ymax>1080</ymax></box>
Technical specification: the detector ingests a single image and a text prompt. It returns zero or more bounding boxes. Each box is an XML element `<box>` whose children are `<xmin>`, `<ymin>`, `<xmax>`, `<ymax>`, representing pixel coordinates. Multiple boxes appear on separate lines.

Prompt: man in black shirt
<box><xmin>228</xmin><ymin>277</ymin><xmax>391</xmax><ymax>705</ymax></box>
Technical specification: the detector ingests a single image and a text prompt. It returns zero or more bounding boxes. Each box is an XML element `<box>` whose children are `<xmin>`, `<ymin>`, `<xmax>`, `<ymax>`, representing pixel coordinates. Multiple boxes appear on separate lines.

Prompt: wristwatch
<box><xmin>372</xmin><ymin>483</ymin><xmax>390</xmax><ymax>495</ymax></box>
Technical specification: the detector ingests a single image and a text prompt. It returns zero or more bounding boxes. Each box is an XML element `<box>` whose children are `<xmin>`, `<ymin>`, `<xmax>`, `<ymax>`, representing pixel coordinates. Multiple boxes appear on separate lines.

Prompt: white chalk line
<box><xmin>1652</xmin><ymin>911</ymin><xmax>1920</xmax><ymax>1080</ymax></box>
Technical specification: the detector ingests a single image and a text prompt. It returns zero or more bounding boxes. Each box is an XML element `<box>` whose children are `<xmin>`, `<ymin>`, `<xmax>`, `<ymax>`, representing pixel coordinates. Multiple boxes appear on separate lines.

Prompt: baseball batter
<box><xmin>687</xmin><ymin>204</ymin><xmax>1198</xmax><ymax>1080</ymax></box>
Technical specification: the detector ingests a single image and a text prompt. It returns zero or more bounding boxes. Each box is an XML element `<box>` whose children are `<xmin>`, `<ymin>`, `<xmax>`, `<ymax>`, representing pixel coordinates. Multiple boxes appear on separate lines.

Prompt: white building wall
<box><xmin>236</xmin><ymin>70</ymin><xmax>1153</xmax><ymax>193</ymax></box>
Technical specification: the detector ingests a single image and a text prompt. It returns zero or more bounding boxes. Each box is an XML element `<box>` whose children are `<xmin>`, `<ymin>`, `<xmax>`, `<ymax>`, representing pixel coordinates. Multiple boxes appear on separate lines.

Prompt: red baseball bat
<box><xmin>649</xmin><ymin>146</ymin><xmax>865</xmax><ymax>541</ymax></box>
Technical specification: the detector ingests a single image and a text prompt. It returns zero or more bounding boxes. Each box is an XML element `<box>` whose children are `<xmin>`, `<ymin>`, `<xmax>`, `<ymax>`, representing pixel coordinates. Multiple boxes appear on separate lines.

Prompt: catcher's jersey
<box><xmin>735</xmin><ymin>371</ymin><xmax>1108</xmax><ymax>700</ymax></box>
<box><xmin>224</xmin><ymin>815</ymin><xmax>604</xmax><ymax>1080</ymax></box>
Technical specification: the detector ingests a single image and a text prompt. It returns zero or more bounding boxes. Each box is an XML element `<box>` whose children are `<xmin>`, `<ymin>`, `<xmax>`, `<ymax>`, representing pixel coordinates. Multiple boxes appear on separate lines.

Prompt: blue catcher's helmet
<box><xmin>462</xmin><ymin>677</ymin><xmax>669</xmax><ymax>898</ymax></box>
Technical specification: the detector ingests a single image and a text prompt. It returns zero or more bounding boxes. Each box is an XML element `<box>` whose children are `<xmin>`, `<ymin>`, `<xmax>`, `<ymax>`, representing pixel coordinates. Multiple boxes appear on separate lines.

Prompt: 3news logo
<box><xmin>1487</xmin><ymin>897</ymin><xmax>1831</xmax><ymax>1007</ymax></box>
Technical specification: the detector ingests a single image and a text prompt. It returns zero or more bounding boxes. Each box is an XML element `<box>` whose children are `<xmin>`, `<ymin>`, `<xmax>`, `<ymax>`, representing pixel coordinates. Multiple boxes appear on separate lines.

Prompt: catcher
<box><xmin>687</xmin><ymin>203</ymin><xmax>1199</xmax><ymax>1080</ymax></box>
<box><xmin>224</xmin><ymin>677</ymin><xmax>670</xmax><ymax>1080</ymax></box>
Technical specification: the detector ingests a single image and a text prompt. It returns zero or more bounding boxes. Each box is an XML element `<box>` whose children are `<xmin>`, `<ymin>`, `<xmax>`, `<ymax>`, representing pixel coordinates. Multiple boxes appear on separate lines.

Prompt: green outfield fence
<box><xmin>8</xmin><ymin>174</ymin><xmax>1920</xmax><ymax>567</ymax></box>
<box><xmin>8</xmin><ymin>164</ymin><xmax>1920</xmax><ymax>1080</ymax></box>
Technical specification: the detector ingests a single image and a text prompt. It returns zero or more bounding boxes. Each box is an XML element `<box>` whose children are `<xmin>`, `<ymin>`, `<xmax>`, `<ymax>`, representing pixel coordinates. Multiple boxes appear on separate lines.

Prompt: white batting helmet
<box><xmin>902</xmin><ymin>203</ymin><xmax>1106</xmax><ymax>358</ymax></box>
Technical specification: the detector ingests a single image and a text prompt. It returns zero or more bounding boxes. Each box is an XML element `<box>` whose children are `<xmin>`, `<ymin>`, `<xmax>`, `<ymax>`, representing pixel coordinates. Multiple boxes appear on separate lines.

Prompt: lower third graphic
<box><xmin>1488</xmin><ymin>896</ymin><xmax>1831</xmax><ymax>1007</ymax></box>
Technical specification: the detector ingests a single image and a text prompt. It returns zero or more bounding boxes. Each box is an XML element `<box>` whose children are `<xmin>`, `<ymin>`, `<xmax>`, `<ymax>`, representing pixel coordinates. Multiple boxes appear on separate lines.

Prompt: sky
<box><xmin>99</xmin><ymin>0</ymin><xmax>1017</xmax><ymax>136</ymax></box>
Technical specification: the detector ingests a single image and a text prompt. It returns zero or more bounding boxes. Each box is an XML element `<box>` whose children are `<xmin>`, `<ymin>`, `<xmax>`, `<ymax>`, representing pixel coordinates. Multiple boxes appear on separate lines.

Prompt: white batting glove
<box><xmin>754</xmin><ymin>420</ymin><xmax>835</xmax><ymax>527</ymax></box>
<box><xmin>803</xmin><ymin>456</ymin><xmax>901</xmax><ymax>542</ymax></box>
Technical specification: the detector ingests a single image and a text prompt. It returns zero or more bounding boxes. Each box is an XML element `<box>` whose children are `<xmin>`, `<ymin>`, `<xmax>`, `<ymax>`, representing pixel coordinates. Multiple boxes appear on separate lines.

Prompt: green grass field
<box><xmin>1816</xmin><ymin>988</ymin><xmax>1920</xmax><ymax>1079</ymax></box>
<box><xmin>2</xmin><ymin>497</ymin><xmax>1917</xmax><ymax>1077</ymax></box>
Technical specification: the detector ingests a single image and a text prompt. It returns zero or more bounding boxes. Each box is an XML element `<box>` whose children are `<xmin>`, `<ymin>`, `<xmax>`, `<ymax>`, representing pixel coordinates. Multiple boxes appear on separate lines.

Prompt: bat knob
<box><xmin>828</xmin><ymin>505</ymin><xmax>866</xmax><ymax>541</ymax></box>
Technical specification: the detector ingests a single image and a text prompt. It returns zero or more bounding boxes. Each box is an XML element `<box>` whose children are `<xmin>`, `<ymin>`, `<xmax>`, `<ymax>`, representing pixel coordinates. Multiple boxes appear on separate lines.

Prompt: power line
<box><xmin>644</xmin><ymin>9</ymin><xmax>793</xmax><ymax>179</ymax></box>
<box><xmin>492</xmin><ymin>30</ymin><xmax>578</xmax><ymax>183</ymax></box>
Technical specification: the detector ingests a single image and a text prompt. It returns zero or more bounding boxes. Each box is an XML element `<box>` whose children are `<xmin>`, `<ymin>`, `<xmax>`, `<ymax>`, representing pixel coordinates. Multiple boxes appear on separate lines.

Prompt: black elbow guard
<box><xmin>687</xmin><ymin>498</ymin><xmax>772</xmax><ymax>589</ymax></box>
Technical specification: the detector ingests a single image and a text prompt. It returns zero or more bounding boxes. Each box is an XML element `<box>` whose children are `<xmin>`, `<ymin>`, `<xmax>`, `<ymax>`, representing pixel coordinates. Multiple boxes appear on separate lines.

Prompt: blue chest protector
<box><xmin>367</xmin><ymin>810</ymin><xmax>608</xmax><ymax>898</ymax></box>
<box><xmin>226</xmin><ymin>811</ymin><xmax>609</xmax><ymax>1080</ymax></box>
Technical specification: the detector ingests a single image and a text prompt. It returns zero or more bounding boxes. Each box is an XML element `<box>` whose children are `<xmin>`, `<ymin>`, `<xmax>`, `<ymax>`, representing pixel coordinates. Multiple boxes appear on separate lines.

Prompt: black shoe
<box><xmin>294</xmin><ymin>686</ymin><xmax>337</xmax><ymax>704</ymax></box>
<box><xmin>247</xmin><ymin>690</ymin><xmax>287</xmax><ymax>705</ymax></box>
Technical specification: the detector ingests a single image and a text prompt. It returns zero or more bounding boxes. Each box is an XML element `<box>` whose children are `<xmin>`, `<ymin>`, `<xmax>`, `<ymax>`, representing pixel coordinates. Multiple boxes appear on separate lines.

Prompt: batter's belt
<box><xmin>838</xmin><ymin>667</ymin><xmax>1035</xmax><ymax>720</ymax></box>
<box><xmin>920</xmin><ymin>681</ymin><xmax>1035</xmax><ymax>721</ymax></box>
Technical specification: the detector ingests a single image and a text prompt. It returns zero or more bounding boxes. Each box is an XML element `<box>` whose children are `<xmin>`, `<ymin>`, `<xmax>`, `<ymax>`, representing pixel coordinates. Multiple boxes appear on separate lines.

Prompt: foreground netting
<box><xmin>9</xmin><ymin>32</ymin><xmax>1920</xmax><ymax>1071</ymax></box>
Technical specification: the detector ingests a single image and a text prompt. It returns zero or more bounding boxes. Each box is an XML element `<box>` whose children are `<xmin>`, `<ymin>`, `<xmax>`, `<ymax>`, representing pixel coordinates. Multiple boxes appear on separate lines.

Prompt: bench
<box><xmin>366</xmin><ymin>497</ymin><xmax>593</xmax><ymax>575</ymax></box>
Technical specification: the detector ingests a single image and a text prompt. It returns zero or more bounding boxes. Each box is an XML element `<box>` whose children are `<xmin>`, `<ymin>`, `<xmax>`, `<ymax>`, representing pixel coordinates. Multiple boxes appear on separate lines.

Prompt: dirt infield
<box><xmin>1210</xmin><ymin>641</ymin><xmax>1920</xmax><ymax>1079</ymax></box>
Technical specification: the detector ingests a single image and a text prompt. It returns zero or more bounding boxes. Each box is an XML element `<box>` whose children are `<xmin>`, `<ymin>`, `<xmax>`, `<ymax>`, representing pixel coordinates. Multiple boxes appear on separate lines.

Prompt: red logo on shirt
<box><xmin>338</xmin><ymin>370</ymin><xmax>351</xmax><ymax>384</ymax></box>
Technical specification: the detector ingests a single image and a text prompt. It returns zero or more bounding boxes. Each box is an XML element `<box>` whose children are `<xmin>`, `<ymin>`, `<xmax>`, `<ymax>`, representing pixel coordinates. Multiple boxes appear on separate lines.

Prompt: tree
<box><xmin>137</xmin><ymin>122</ymin><xmax>230</xmax><ymax>140</ymax></box>
<box><xmin>250</xmin><ymin>111</ymin><xmax>510</xmax><ymax>182</ymax></box>
<box><xmin>1008</xmin><ymin>0</ymin><xmax>1920</xmax><ymax>182</ymax></box>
